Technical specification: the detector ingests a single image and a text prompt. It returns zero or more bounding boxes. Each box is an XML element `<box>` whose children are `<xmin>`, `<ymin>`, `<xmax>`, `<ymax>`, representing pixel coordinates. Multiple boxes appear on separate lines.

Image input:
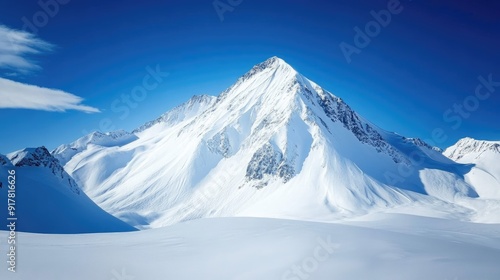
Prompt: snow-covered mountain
<box><xmin>445</xmin><ymin>137</ymin><xmax>500</xmax><ymax>161</ymax></box>
<box><xmin>53</xmin><ymin>57</ymin><xmax>499</xmax><ymax>228</ymax></box>
<box><xmin>444</xmin><ymin>138</ymin><xmax>500</xmax><ymax>200</ymax></box>
<box><xmin>53</xmin><ymin>130</ymin><xmax>138</xmax><ymax>165</ymax></box>
<box><xmin>0</xmin><ymin>147</ymin><xmax>136</xmax><ymax>233</ymax></box>
<box><xmin>133</xmin><ymin>94</ymin><xmax>217</xmax><ymax>133</ymax></box>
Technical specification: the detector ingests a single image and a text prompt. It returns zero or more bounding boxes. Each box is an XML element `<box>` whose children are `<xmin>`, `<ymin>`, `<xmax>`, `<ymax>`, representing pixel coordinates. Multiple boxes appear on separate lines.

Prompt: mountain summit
<box><xmin>53</xmin><ymin>57</ymin><xmax>498</xmax><ymax>228</ymax></box>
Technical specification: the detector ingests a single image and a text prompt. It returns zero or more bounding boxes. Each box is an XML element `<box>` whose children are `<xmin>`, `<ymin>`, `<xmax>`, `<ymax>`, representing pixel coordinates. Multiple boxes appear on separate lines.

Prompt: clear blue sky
<box><xmin>0</xmin><ymin>0</ymin><xmax>499</xmax><ymax>154</ymax></box>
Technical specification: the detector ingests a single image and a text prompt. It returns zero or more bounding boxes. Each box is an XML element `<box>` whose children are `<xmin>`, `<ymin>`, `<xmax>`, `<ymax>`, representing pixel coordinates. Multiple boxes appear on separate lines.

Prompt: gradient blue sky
<box><xmin>0</xmin><ymin>0</ymin><xmax>499</xmax><ymax>153</ymax></box>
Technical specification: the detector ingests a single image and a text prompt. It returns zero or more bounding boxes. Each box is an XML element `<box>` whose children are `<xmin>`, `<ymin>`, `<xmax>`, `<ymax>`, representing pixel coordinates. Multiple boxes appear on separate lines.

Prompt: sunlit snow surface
<box><xmin>1</xmin><ymin>216</ymin><xmax>500</xmax><ymax>280</ymax></box>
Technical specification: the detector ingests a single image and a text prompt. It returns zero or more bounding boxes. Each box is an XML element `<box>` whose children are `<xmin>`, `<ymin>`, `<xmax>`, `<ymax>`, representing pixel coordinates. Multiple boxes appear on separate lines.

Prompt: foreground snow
<box><xmin>1</xmin><ymin>215</ymin><xmax>500</xmax><ymax>280</ymax></box>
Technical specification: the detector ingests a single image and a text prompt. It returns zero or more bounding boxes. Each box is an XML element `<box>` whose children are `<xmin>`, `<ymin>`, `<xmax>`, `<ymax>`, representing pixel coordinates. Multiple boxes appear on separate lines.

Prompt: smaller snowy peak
<box><xmin>8</xmin><ymin>147</ymin><xmax>80</xmax><ymax>194</ymax></box>
<box><xmin>52</xmin><ymin>130</ymin><xmax>138</xmax><ymax>164</ymax></box>
<box><xmin>444</xmin><ymin>137</ymin><xmax>500</xmax><ymax>160</ymax></box>
<box><xmin>0</xmin><ymin>154</ymin><xmax>11</xmax><ymax>166</ymax></box>
<box><xmin>9</xmin><ymin>146</ymin><xmax>55</xmax><ymax>167</ymax></box>
<box><xmin>133</xmin><ymin>94</ymin><xmax>217</xmax><ymax>133</ymax></box>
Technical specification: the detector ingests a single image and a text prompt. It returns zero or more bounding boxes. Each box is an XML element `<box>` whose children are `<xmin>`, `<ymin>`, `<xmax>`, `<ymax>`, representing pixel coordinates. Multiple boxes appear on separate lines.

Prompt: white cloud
<box><xmin>0</xmin><ymin>25</ymin><xmax>99</xmax><ymax>113</ymax></box>
<box><xmin>0</xmin><ymin>25</ymin><xmax>54</xmax><ymax>74</ymax></box>
<box><xmin>0</xmin><ymin>77</ymin><xmax>100</xmax><ymax>113</ymax></box>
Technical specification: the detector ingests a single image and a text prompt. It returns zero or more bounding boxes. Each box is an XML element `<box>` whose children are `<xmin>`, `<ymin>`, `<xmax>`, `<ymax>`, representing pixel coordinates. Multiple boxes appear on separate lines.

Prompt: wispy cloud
<box><xmin>0</xmin><ymin>25</ymin><xmax>54</xmax><ymax>74</ymax></box>
<box><xmin>0</xmin><ymin>25</ymin><xmax>99</xmax><ymax>113</ymax></box>
<box><xmin>0</xmin><ymin>77</ymin><xmax>100</xmax><ymax>113</ymax></box>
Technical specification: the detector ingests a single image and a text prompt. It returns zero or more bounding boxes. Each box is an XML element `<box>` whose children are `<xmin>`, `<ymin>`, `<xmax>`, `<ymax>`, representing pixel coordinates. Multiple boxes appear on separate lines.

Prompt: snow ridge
<box><xmin>52</xmin><ymin>130</ymin><xmax>138</xmax><ymax>164</ymax></box>
<box><xmin>8</xmin><ymin>146</ymin><xmax>80</xmax><ymax>194</ymax></box>
<box><xmin>133</xmin><ymin>94</ymin><xmax>217</xmax><ymax>133</ymax></box>
<box><xmin>444</xmin><ymin>137</ymin><xmax>500</xmax><ymax>160</ymax></box>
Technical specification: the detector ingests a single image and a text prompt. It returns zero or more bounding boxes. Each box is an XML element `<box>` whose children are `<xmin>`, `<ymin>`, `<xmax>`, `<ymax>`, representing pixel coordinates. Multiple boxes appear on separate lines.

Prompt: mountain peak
<box><xmin>259</xmin><ymin>56</ymin><xmax>289</xmax><ymax>68</ymax></box>
<box><xmin>444</xmin><ymin>138</ymin><xmax>500</xmax><ymax>160</ymax></box>
<box><xmin>256</xmin><ymin>56</ymin><xmax>295</xmax><ymax>72</ymax></box>
<box><xmin>8</xmin><ymin>146</ymin><xmax>81</xmax><ymax>194</ymax></box>
<box><xmin>235</xmin><ymin>56</ymin><xmax>297</xmax><ymax>85</ymax></box>
<box><xmin>9</xmin><ymin>146</ymin><xmax>53</xmax><ymax>167</ymax></box>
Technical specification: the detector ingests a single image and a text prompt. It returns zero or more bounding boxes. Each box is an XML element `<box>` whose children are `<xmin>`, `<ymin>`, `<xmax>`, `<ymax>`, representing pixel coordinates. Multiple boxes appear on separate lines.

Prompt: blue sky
<box><xmin>0</xmin><ymin>0</ymin><xmax>499</xmax><ymax>153</ymax></box>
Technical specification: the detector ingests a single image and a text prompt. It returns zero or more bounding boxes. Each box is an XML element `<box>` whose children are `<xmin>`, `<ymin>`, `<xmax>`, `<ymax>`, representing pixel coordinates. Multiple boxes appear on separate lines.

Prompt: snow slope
<box><xmin>444</xmin><ymin>138</ymin><xmax>500</xmax><ymax>200</ymax></box>
<box><xmin>53</xmin><ymin>130</ymin><xmax>138</xmax><ymax>165</ymax></box>
<box><xmin>53</xmin><ymin>57</ymin><xmax>498</xmax><ymax>228</ymax></box>
<box><xmin>1</xmin><ymin>215</ymin><xmax>500</xmax><ymax>280</ymax></box>
<box><xmin>133</xmin><ymin>94</ymin><xmax>217</xmax><ymax>133</ymax></box>
<box><xmin>0</xmin><ymin>147</ymin><xmax>136</xmax><ymax>233</ymax></box>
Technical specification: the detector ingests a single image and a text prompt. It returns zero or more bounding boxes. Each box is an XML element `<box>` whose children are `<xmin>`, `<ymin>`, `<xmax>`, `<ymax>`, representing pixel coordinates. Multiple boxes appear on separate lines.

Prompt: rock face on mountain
<box><xmin>10</xmin><ymin>146</ymin><xmax>80</xmax><ymax>194</ymax></box>
<box><xmin>52</xmin><ymin>57</ymin><xmax>499</xmax><ymax>228</ymax></box>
